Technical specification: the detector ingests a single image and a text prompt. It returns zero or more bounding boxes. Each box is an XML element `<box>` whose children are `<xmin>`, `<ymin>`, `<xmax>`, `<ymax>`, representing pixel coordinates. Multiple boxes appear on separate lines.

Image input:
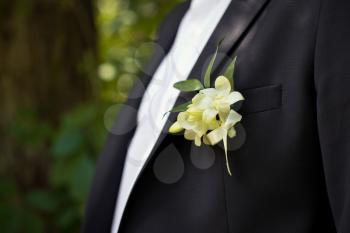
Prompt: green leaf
<box><xmin>169</xmin><ymin>101</ymin><xmax>192</xmax><ymax>113</ymax></box>
<box><xmin>173</xmin><ymin>79</ymin><xmax>203</xmax><ymax>92</ymax></box>
<box><xmin>223</xmin><ymin>56</ymin><xmax>237</xmax><ymax>90</ymax></box>
<box><xmin>204</xmin><ymin>40</ymin><xmax>223</xmax><ymax>88</ymax></box>
<box><xmin>163</xmin><ymin>101</ymin><xmax>192</xmax><ymax>118</ymax></box>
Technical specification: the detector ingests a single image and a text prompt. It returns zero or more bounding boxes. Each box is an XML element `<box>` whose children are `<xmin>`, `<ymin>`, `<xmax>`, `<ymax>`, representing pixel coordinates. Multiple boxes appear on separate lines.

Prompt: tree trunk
<box><xmin>0</xmin><ymin>0</ymin><xmax>97</xmax><ymax>188</ymax></box>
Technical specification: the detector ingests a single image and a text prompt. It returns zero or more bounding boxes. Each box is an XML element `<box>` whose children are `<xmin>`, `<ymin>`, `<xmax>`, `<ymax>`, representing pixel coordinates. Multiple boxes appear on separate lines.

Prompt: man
<box><xmin>82</xmin><ymin>0</ymin><xmax>350</xmax><ymax>232</ymax></box>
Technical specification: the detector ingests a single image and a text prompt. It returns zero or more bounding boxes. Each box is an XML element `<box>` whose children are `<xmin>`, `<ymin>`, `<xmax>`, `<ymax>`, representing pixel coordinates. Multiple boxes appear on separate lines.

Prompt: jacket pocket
<box><xmin>239</xmin><ymin>84</ymin><xmax>282</xmax><ymax>115</ymax></box>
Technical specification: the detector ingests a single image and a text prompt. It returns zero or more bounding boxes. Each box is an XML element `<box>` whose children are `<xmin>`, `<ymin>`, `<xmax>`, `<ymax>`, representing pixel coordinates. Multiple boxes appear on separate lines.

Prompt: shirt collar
<box><xmin>190</xmin><ymin>0</ymin><xmax>230</xmax><ymax>9</ymax></box>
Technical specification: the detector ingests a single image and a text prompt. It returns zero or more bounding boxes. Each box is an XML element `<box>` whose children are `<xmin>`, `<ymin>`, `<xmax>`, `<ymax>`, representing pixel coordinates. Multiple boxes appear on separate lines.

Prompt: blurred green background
<box><xmin>0</xmin><ymin>0</ymin><xmax>181</xmax><ymax>232</ymax></box>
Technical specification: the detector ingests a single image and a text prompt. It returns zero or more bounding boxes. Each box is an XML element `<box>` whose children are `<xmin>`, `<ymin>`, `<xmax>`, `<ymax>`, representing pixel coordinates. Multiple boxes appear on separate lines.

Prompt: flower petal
<box><xmin>193</xmin><ymin>122</ymin><xmax>208</xmax><ymax>137</ymax></box>
<box><xmin>192</xmin><ymin>95</ymin><xmax>213</xmax><ymax>110</ymax></box>
<box><xmin>203</xmin><ymin>108</ymin><xmax>218</xmax><ymax>124</ymax></box>
<box><xmin>203</xmin><ymin>135</ymin><xmax>211</xmax><ymax>145</ymax></box>
<box><xmin>206</xmin><ymin>127</ymin><xmax>227</xmax><ymax>145</ymax></box>
<box><xmin>224</xmin><ymin>91</ymin><xmax>244</xmax><ymax>105</ymax></box>
<box><xmin>184</xmin><ymin>130</ymin><xmax>196</xmax><ymax>140</ymax></box>
<box><xmin>192</xmin><ymin>93</ymin><xmax>205</xmax><ymax>104</ymax></box>
<box><xmin>177</xmin><ymin>112</ymin><xmax>194</xmax><ymax>130</ymax></box>
<box><xmin>223</xmin><ymin>110</ymin><xmax>242</xmax><ymax>129</ymax></box>
<box><xmin>214</xmin><ymin>76</ymin><xmax>231</xmax><ymax>94</ymax></box>
<box><xmin>169</xmin><ymin>121</ymin><xmax>184</xmax><ymax>133</ymax></box>
<box><xmin>207</xmin><ymin>118</ymin><xmax>220</xmax><ymax>130</ymax></box>
<box><xmin>228</xmin><ymin>127</ymin><xmax>236</xmax><ymax>138</ymax></box>
<box><xmin>200</xmin><ymin>88</ymin><xmax>217</xmax><ymax>96</ymax></box>
<box><xmin>218</xmin><ymin>104</ymin><xmax>230</xmax><ymax>121</ymax></box>
<box><xmin>195</xmin><ymin>136</ymin><xmax>202</xmax><ymax>146</ymax></box>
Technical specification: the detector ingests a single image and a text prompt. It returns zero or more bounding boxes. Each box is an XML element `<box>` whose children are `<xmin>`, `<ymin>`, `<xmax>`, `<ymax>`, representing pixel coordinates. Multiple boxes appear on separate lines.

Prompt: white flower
<box><xmin>169</xmin><ymin>76</ymin><xmax>244</xmax><ymax>149</ymax></box>
<box><xmin>168</xmin><ymin>51</ymin><xmax>243</xmax><ymax>176</ymax></box>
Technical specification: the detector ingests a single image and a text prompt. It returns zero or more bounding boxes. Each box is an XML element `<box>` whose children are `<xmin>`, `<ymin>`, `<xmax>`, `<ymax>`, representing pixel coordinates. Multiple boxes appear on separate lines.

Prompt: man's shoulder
<box><xmin>155</xmin><ymin>1</ymin><xmax>191</xmax><ymax>41</ymax></box>
<box><xmin>163</xmin><ymin>0</ymin><xmax>191</xmax><ymax>22</ymax></box>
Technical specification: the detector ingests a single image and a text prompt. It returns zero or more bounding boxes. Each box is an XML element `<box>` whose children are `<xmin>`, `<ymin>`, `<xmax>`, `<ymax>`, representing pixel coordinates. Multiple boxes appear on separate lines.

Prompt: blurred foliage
<box><xmin>97</xmin><ymin>0</ymin><xmax>182</xmax><ymax>102</ymax></box>
<box><xmin>0</xmin><ymin>0</ymin><xmax>182</xmax><ymax>232</ymax></box>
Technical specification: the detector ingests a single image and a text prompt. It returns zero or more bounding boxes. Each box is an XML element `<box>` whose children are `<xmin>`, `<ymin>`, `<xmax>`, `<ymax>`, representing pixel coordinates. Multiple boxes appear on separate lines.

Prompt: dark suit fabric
<box><xmin>82</xmin><ymin>0</ymin><xmax>350</xmax><ymax>232</ymax></box>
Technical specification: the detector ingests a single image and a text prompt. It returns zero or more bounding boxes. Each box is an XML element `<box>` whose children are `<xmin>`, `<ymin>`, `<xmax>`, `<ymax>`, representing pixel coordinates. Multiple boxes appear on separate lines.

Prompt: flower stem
<box><xmin>225</xmin><ymin>151</ymin><xmax>232</xmax><ymax>176</ymax></box>
<box><xmin>223</xmin><ymin>134</ymin><xmax>232</xmax><ymax>176</ymax></box>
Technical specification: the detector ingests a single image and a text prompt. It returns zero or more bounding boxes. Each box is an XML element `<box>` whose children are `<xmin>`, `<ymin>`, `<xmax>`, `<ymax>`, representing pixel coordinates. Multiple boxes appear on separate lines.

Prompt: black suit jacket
<box><xmin>82</xmin><ymin>0</ymin><xmax>350</xmax><ymax>232</ymax></box>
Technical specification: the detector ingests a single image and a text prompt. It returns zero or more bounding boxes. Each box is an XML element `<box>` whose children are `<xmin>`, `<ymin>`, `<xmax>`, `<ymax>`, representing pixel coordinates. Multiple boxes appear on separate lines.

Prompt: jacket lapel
<box><xmin>141</xmin><ymin>0</ymin><xmax>271</xmax><ymax>177</ymax></box>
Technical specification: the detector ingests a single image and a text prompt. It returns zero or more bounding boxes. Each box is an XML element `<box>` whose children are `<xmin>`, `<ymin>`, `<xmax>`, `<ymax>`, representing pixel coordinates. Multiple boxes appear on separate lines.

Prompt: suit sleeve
<box><xmin>314</xmin><ymin>0</ymin><xmax>350</xmax><ymax>232</ymax></box>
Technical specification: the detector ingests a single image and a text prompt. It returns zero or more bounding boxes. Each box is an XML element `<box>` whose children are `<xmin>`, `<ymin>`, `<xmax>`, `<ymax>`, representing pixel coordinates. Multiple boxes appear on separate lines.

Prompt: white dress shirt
<box><xmin>111</xmin><ymin>0</ymin><xmax>231</xmax><ymax>232</ymax></box>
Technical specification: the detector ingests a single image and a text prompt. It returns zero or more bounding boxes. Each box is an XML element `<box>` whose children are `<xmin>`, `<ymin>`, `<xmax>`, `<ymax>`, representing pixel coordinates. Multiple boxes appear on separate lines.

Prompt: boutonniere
<box><xmin>167</xmin><ymin>44</ymin><xmax>244</xmax><ymax>176</ymax></box>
